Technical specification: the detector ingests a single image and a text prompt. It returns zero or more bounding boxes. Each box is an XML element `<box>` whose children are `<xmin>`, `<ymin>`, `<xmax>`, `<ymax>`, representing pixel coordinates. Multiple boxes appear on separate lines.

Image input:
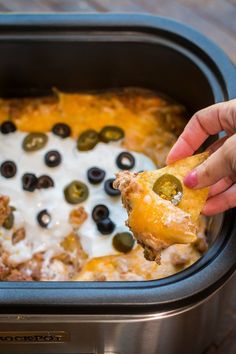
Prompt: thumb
<box><xmin>184</xmin><ymin>135</ymin><xmax>236</xmax><ymax>189</ymax></box>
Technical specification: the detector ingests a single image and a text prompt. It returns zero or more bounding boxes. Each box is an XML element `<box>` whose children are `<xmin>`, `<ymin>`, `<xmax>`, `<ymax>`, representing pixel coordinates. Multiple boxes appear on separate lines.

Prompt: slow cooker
<box><xmin>0</xmin><ymin>13</ymin><xmax>235</xmax><ymax>354</ymax></box>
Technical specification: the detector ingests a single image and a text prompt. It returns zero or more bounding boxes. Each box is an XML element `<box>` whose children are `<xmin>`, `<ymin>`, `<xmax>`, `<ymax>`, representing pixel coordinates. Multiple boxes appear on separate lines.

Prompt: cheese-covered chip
<box><xmin>114</xmin><ymin>152</ymin><xmax>209</xmax><ymax>262</ymax></box>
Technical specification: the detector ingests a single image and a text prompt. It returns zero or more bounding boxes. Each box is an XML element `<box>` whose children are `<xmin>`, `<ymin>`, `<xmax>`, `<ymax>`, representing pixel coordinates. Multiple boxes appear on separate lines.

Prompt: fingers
<box><xmin>203</xmin><ymin>183</ymin><xmax>236</xmax><ymax>215</ymax></box>
<box><xmin>166</xmin><ymin>134</ymin><xmax>200</xmax><ymax>164</ymax></box>
<box><xmin>166</xmin><ymin>99</ymin><xmax>236</xmax><ymax>164</ymax></box>
<box><xmin>184</xmin><ymin>134</ymin><xmax>236</xmax><ymax>189</ymax></box>
<box><xmin>208</xmin><ymin>176</ymin><xmax>235</xmax><ymax>197</ymax></box>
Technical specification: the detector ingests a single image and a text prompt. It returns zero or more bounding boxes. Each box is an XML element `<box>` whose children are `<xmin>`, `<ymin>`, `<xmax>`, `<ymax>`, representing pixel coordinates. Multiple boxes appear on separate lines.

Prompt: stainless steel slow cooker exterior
<box><xmin>0</xmin><ymin>13</ymin><xmax>235</xmax><ymax>354</ymax></box>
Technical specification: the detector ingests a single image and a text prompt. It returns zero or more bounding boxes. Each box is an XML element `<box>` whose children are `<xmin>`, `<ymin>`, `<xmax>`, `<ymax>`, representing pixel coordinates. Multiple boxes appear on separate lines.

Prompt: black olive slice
<box><xmin>0</xmin><ymin>121</ymin><xmax>16</xmax><ymax>134</ymax></box>
<box><xmin>0</xmin><ymin>161</ymin><xmax>17</xmax><ymax>178</ymax></box>
<box><xmin>37</xmin><ymin>175</ymin><xmax>54</xmax><ymax>189</ymax></box>
<box><xmin>87</xmin><ymin>167</ymin><xmax>105</xmax><ymax>184</ymax></box>
<box><xmin>44</xmin><ymin>150</ymin><xmax>62</xmax><ymax>167</ymax></box>
<box><xmin>22</xmin><ymin>173</ymin><xmax>38</xmax><ymax>192</ymax></box>
<box><xmin>116</xmin><ymin>151</ymin><xmax>135</xmax><ymax>170</ymax></box>
<box><xmin>97</xmin><ymin>217</ymin><xmax>115</xmax><ymax>235</ymax></box>
<box><xmin>52</xmin><ymin>123</ymin><xmax>71</xmax><ymax>139</ymax></box>
<box><xmin>104</xmin><ymin>178</ymin><xmax>121</xmax><ymax>197</ymax></box>
<box><xmin>37</xmin><ymin>209</ymin><xmax>51</xmax><ymax>228</ymax></box>
<box><xmin>92</xmin><ymin>205</ymin><xmax>109</xmax><ymax>223</ymax></box>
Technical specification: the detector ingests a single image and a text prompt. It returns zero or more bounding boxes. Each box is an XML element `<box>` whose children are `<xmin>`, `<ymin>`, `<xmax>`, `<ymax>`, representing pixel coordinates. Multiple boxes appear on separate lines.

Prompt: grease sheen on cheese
<box><xmin>0</xmin><ymin>132</ymin><xmax>155</xmax><ymax>265</ymax></box>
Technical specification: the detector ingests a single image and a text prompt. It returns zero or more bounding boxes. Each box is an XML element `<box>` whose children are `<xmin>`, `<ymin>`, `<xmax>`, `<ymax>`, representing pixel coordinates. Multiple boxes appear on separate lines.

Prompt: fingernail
<box><xmin>184</xmin><ymin>170</ymin><xmax>198</xmax><ymax>188</ymax></box>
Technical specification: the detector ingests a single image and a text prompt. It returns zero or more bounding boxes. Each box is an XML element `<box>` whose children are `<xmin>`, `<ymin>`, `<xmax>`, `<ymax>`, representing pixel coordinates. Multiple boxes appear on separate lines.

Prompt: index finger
<box><xmin>166</xmin><ymin>100</ymin><xmax>234</xmax><ymax>164</ymax></box>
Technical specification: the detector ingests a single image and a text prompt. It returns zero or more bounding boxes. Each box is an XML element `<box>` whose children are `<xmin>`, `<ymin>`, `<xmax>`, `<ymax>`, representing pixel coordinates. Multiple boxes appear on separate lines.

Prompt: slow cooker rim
<box><xmin>0</xmin><ymin>13</ymin><xmax>235</xmax><ymax>313</ymax></box>
<box><xmin>0</xmin><ymin>13</ymin><xmax>235</xmax><ymax>100</ymax></box>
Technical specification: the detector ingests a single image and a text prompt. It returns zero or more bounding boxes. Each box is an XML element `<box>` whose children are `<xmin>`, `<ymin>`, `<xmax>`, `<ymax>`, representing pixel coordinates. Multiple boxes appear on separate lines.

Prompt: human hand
<box><xmin>166</xmin><ymin>99</ymin><xmax>236</xmax><ymax>215</ymax></box>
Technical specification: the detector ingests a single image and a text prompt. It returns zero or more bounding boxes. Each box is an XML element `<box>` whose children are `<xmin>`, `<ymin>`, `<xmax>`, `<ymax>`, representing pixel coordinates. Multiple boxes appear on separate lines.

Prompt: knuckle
<box><xmin>194</xmin><ymin>112</ymin><xmax>203</xmax><ymax>128</ymax></box>
<box><xmin>193</xmin><ymin>111</ymin><xmax>200</xmax><ymax>121</ymax></box>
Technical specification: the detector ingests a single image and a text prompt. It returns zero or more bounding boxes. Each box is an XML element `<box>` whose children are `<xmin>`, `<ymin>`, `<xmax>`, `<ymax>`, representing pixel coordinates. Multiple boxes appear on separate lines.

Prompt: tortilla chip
<box><xmin>114</xmin><ymin>152</ymin><xmax>209</xmax><ymax>261</ymax></box>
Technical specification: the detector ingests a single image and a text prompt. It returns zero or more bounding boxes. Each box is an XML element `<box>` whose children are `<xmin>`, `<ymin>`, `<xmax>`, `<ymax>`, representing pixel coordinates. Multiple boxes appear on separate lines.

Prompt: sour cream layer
<box><xmin>0</xmin><ymin>132</ymin><xmax>155</xmax><ymax>265</ymax></box>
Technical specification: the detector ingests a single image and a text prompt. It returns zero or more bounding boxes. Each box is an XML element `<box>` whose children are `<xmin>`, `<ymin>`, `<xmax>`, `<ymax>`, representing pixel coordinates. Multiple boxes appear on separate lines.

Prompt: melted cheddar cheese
<box><xmin>0</xmin><ymin>89</ymin><xmax>187</xmax><ymax>167</ymax></box>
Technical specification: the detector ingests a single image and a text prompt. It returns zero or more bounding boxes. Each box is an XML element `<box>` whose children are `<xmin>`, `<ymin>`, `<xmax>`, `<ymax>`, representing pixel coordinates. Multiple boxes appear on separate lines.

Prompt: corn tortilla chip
<box><xmin>114</xmin><ymin>152</ymin><xmax>209</xmax><ymax>262</ymax></box>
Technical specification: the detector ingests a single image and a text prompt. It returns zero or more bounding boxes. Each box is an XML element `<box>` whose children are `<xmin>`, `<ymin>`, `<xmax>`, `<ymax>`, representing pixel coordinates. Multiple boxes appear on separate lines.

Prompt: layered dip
<box><xmin>0</xmin><ymin>89</ymin><xmax>207</xmax><ymax>281</ymax></box>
